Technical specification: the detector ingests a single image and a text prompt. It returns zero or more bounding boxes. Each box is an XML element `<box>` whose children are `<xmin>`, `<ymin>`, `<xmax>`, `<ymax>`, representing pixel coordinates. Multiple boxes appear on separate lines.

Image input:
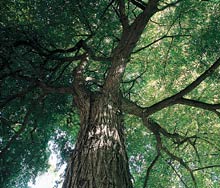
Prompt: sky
<box><xmin>28</xmin><ymin>142</ymin><xmax>66</xmax><ymax>188</ymax></box>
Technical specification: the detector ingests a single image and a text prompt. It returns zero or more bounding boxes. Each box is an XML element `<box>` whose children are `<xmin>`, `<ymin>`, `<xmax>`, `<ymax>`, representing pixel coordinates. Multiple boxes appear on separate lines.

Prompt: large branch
<box><xmin>130</xmin><ymin>0</ymin><xmax>147</xmax><ymax>10</ymax></box>
<box><xmin>144</xmin><ymin>57</ymin><xmax>220</xmax><ymax>115</ymax></box>
<box><xmin>177</xmin><ymin>98</ymin><xmax>220</xmax><ymax>116</ymax></box>
<box><xmin>121</xmin><ymin>56</ymin><xmax>220</xmax><ymax>188</ymax></box>
<box><xmin>122</xmin><ymin>97</ymin><xmax>144</xmax><ymax>117</ymax></box>
<box><xmin>14</xmin><ymin>38</ymin><xmax>111</xmax><ymax>63</ymax></box>
<box><xmin>2</xmin><ymin>71</ymin><xmax>73</xmax><ymax>108</ymax></box>
<box><xmin>72</xmin><ymin>54</ymin><xmax>91</xmax><ymax>111</ymax></box>
<box><xmin>14</xmin><ymin>74</ymin><xmax>73</xmax><ymax>94</ymax></box>
<box><xmin>122</xmin><ymin>96</ymin><xmax>220</xmax><ymax>119</ymax></box>
<box><xmin>47</xmin><ymin>39</ymin><xmax>111</xmax><ymax>62</ymax></box>
<box><xmin>48</xmin><ymin>39</ymin><xmax>84</xmax><ymax>55</ymax></box>
<box><xmin>117</xmin><ymin>0</ymin><xmax>129</xmax><ymax>29</ymax></box>
<box><xmin>103</xmin><ymin>0</ymin><xmax>160</xmax><ymax>92</ymax></box>
<box><xmin>38</xmin><ymin>82</ymin><xmax>73</xmax><ymax>94</ymax></box>
<box><xmin>122</xmin><ymin>90</ymin><xmax>220</xmax><ymax>118</ymax></box>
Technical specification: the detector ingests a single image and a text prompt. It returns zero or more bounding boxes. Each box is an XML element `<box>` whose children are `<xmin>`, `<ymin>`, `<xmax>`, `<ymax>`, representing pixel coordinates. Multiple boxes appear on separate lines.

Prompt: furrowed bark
<box><xmin>62</xmin><ymin>54</ymin><xmax>133</xmax><ymax>188</ymax></box>
<box><xmin>62</xmin><ymin>93</ymin><xmax>132</xmax><ymax>188</ymax></box>
<box><xmin>62</xmin><ymin>1</ymin><xmax>161</xmax><ymax>187</ymax></box>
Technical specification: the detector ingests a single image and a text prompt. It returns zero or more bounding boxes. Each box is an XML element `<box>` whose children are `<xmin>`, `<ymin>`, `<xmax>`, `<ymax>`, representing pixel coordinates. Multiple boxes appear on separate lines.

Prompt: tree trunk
<box><xmin>62</xmin><ymin>93</ymin><xmax>133</xmax><ymax>188</ymax></box>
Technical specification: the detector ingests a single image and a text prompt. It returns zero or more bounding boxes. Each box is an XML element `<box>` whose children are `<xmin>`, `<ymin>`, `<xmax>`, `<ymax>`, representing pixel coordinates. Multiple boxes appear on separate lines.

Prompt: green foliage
<box><xmin>1</xmin><ymin>0</ymin><xmax>220</xmax><ymax>188</ymax></box>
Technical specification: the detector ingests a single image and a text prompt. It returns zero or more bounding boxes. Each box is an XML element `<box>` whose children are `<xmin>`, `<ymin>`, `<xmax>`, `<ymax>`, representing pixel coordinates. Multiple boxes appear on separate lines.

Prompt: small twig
<box><xmin>166</xmin><ymin>159</ymin><xmax>190</xmax><ymax>188</ymax></box>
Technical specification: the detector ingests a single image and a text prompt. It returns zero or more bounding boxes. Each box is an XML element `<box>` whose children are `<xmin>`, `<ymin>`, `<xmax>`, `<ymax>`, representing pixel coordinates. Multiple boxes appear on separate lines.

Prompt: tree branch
<box><xmin>122</xmin><ymin>97</ymin><xmax>144</xmax><ymax>117</ymax></box>
<box><xmin>14</xmin><ymin>74</ymin><xmax>73</xmax><ymax>94</ymax></box>
<box><xmin>14</xmin><ymin>37</ymin><xmax>111</xmax><ymax>63</ymax></box>
<box><xmin>166</xmin><ymin>160</ymin><xmax>190</xmax><ymax>188</ymax></box>
<box><xmin>103</xmin><ymin>0</ymin><xmax>159</xmax><ymax>92</ymax></box>
<box><xmin>0</xmin><ymin>86</ymin><xmax>36</xmax><ymax>108</ymax></box>
<box><xmin>117</xmin><ymin>0</ymin><xmax>129</xmax><ymax>29</ymax></box>
<box><xmin>130</xmin><ymin>0</ymin><xmax>147</xmax><ymax>10</ymax></box>
<box><xmin>193</xmin><ymin>164</ymin><xmax>220</xmax><ymax>172</ymax></box>
<box><xmin>48</xmin><ymin>39</ymin><xmax>84</xmax><ymax>55</ymax></box>
<box><xmin>145</xmin><ymin>120</ymin><xmax>194</xmax><ymax>182</ymax></box>
<box><xmin>144</xmin><ymin>57</ymin><xmax>220</xmax><ymax>116</ymax></box>
<box><xmin>0</xmin><ymin>96</ymin><xmax>44</xmax><ymax>158</ymax></box>
<box><xmin>133</xmin><ymin>34</ymin><xmax>190</xmax><ymax>54</ymax></box>
<box><xmin>143</xmin><ymin>153</ymin><xmax>160</xmax><ymax>188</ymax></box>
<box><xmin>72</xmin><ymin>54</ymin><xmax>91</xmax><ymax>110</ymax></box>
<box><xmin>155</xmin><ymin>134</ymin><xmax>197</xmax><ymax>187</ymax></box>
<box><xmin>177</xmin><ymin>97</ymin><xmax>220</xmax><ymax>116</ymax></box>
<box><xmin>162</xmin><ymin>145</ymin><xmax>197</xmax><ymax>187</ymax></box>
<box><xmin>38</xmin><ymin>82</ymin><xmax>73</xmax><ymax>94</ymax></box>
<box><xmin>158</xmin><ymin>0</ymin><xmax>184</xmax><ymax>11</ymax></box>
<box><xmin>80</xmin><ymin>40</ymin><xmax>112</xmax><ymax>62</ymax></box>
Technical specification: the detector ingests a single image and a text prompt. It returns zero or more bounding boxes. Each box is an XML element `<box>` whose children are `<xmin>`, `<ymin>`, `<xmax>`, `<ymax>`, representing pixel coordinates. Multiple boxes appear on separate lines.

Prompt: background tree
<box><xmin>0</xmin><ymin>0</ymin><xmax>220</xmax><ymax>188</ymax></box>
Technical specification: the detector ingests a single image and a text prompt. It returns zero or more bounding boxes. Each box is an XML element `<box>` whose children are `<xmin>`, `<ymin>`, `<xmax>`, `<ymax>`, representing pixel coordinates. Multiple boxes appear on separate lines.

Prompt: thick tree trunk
<box><xmin>62</xmin><ymin>93</ymin><xmax>133</xmax><ymax>188</ymax></box>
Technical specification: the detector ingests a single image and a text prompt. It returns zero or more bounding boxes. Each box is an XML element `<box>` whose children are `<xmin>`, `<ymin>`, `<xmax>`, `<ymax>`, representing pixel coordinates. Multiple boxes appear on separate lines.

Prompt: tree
<box><xmin>1</xmin><ymin>0</ymin><xmax>220</xmax><ymax>187</ymax></box>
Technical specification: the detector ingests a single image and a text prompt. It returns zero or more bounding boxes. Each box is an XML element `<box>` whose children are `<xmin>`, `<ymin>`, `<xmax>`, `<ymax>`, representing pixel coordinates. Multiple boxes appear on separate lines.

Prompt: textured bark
<box><xmin>62</xmin><ymin>93</ymin><xmax>133</xmax><ymax>188</ymax></box>
<box><xmin>61</xmin><ymin>2</ymin><xmax>161</xmax><ymax>187</ymax></box>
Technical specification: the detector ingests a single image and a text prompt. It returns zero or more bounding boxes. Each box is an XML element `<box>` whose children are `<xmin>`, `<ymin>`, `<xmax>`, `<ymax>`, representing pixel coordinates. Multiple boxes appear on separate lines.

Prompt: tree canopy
<box><xmin>0</xmin><ymin>0</ymin><xmax>220</xmax><ymax>188</ymax></box>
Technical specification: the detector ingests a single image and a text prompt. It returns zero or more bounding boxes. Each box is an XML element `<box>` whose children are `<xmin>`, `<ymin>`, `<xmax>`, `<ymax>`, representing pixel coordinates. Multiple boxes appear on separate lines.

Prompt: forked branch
<box><xmin>144</xmin><ymin>119</ymin><xmax>198</xmax><ymax>187</ymax></box>
<box><xmin>103</xmin><ymin>0</ymin><xmax>160</xmax><ymax>92</ymax></box>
